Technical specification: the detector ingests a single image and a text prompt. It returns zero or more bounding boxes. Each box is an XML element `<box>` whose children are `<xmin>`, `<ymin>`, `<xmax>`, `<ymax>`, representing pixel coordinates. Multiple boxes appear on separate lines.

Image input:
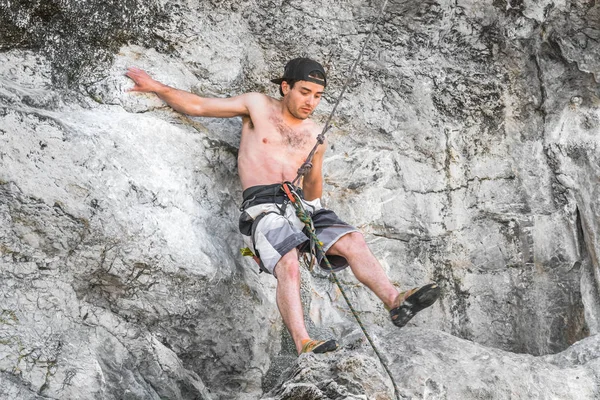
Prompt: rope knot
<box><xmin>297</xmin><ymin>161</ymin><xmax>313</xmax><ymax>177</ymax></box>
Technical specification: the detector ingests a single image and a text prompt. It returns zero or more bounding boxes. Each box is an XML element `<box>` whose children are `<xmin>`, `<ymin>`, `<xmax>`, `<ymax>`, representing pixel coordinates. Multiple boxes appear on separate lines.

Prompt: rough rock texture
<box><xmin>1</xmin><ymin>0</ymin><xmax>600</xmax><ymax>399</ymax></box>
<box><xmin>265</xmin><ymin>328</ymin><xmax>600</xmax><ymax>399</ymax></box>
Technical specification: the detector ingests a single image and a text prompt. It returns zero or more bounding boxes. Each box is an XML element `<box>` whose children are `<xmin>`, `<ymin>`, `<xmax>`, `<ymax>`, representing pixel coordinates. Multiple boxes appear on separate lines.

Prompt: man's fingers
<box><xmin>125</xmin><ymin>67</ymin><xmax>146</xmax><ymax>80</ymax></box>
<box><xmin>125</xmin><ymin>68</ymin><xmax>143</xmax><ymax>92</ymax></box>
<box><xmin>125</xmin><ymin>67</ymin><xmax>157</xmax><ymax>93</ymax></box>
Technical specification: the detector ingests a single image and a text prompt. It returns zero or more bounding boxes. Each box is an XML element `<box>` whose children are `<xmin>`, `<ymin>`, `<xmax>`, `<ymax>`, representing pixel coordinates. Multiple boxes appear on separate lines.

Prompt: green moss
<box><xmin>0</xmin><ymin>310</ymin><xmax>19</xmax><ymax>325</ymax></box>
<box><xmin>0</xmin><ymin>244</ymin><xmax>13</xmax><ymax>255</ymax></box>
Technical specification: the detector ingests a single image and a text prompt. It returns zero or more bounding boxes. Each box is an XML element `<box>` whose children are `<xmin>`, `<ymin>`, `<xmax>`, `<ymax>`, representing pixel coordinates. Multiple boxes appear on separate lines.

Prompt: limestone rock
<box><xmin>1</xmin><ymin>0</ymin><xmax>600</xmax><ymax>398</ymax></box>
<box><xmin>266</xmin><ymin>328</ymin><xmax>600</xmax><ymax>399</ymax></box>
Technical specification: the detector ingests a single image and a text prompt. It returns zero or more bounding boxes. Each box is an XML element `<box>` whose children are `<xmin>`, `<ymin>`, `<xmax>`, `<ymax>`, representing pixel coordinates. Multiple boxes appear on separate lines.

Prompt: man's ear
<box><xmin>281</xmin><ymin>81</ymin><xmax>290</xmax><ymax>95</ymax></box>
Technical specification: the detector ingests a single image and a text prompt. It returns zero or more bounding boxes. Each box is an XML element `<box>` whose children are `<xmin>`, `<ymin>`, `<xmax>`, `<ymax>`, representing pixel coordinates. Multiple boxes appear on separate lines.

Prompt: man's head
<box><xmin>272</xmin><ymin>58</ymin><xmax>327</xmax><ymax>120</ymax></box>
<box><xmin>271</xmin><ymin>58</ymin><xmax>327</xmax><ymax>97</ymax></box>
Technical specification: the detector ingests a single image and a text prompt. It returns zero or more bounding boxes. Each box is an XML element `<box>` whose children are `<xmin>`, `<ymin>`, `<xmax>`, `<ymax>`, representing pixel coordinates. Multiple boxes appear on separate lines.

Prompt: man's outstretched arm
<box><xmin>126</xmin><ymin>67</ymin><xmax>258</xmax><ymax>118</ymax></box>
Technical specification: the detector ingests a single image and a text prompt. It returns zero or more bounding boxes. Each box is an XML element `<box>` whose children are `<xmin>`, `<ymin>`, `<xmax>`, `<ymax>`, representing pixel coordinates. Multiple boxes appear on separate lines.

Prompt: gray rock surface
<box><xmin>1</xmin><ymin>0</ymin><xmax>599</xmax><ymax>398</ymax></box>
<box><xmin>265</xmin><ymin>328</ymin><xmax>600</xmax><ymax>399</ymax></box>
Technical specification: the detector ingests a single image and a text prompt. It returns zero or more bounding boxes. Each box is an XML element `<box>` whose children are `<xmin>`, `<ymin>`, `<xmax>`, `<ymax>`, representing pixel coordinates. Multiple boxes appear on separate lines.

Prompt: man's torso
<box><xmin>237</xmin><ymin>95</ymin><xmax>320</xmax><ymax>190</ymax></box>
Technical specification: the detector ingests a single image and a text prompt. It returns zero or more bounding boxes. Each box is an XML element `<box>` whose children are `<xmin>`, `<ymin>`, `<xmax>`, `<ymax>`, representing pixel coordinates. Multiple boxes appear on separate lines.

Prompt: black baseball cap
<box><xmin>271</xmin><ymin>58</ymin><xmax>327</xmax><ymax>88</ymax></box>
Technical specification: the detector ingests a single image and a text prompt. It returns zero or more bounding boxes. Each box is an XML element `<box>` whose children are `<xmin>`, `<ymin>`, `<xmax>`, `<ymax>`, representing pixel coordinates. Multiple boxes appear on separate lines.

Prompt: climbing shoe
<box><xmin>389</xmin><ymin>283</ymin><xmax>440</xmax><ymax>328</ymax></box>
<box><xmin>300</xmin><ymin>339</ymin><xmax>339</xmax><ymax>354</ymax></box>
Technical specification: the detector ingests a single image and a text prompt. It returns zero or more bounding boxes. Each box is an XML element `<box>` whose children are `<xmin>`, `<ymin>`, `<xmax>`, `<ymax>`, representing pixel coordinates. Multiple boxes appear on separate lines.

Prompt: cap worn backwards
<box><xmin>271</xmin><ymin>58</ymin><xmax>327</xmax><ymax>87</ymax></box>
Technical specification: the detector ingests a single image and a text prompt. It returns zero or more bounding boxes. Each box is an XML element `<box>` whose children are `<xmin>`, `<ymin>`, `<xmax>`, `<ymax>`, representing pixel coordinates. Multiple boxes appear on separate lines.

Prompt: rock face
<box><xmin>265</xmin><ymin>328</ymin><xmax>600</xmax><ymax>399</ymax></box>
<box><xmin>1</xmin><ymin>0</ymin><xmax>599</xmax><ymax>399</ymax></box>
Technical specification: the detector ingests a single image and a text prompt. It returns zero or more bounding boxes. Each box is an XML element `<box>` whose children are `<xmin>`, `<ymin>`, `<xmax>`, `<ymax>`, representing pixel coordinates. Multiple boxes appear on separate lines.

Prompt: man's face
<box><xmin>282</xmin><ymin>80</ymin><xmax>324</xmax><ymax>120</ymax></box>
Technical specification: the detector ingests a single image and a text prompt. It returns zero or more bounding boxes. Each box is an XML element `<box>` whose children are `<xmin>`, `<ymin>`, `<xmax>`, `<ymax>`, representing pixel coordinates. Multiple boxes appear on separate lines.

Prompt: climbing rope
<box><xmin>282</xmin><ymin>183</ymin><xmax>402</xmax><ymax>400</ymax></box>
<box><xmin>291</xmin><ymin>0</ymin><xmax>390</xmax><ymax>187</ymax></box>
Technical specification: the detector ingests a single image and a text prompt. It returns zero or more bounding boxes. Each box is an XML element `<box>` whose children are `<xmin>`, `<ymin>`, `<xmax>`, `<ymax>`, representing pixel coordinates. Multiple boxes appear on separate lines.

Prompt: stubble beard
<box><xmin>285</xmin><ymin>102</ymin><xmax>310</xmax><ymax>121</ymax></box>
<box><xmin>291</xmin><ymin>109</ymin><xmax>310</xmax><ymax>120</ymax></box>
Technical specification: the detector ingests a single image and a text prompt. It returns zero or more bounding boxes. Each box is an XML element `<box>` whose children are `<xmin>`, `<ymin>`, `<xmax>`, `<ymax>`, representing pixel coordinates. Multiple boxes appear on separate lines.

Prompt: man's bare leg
<box><xmin>327</xmin><ymin>232</ymin><xmax>399</xmax><ymax>309</ymax></box>
<box><xmin>328</xmin><ymin>231</ymin><xmax>440</xmax><ymax>327</ymax></box>
<box><xmin>274</xmin><ymin>249</ymin><xmax>310</xmax><ymax>354</ymax></box>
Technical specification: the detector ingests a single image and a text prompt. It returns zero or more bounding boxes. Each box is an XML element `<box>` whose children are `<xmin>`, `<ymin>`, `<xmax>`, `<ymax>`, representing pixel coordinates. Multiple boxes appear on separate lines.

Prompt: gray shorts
<box><xmin>239</xmin><ymin>186</ymin><xmax>357</xmax><ymax>276</ymax></box>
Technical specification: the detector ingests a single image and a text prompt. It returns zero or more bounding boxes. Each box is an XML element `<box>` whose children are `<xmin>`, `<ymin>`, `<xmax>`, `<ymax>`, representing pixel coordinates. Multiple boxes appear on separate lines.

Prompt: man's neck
<box><xmin>280</xmin><ymin>102</ymin><xmax>308</xmax><ymax>127</ymax></box>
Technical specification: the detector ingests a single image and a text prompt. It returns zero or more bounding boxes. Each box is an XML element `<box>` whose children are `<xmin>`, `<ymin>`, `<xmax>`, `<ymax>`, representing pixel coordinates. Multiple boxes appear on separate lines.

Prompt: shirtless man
<box><xmin>126</xmin><ymin>58</ymin><xmax>440</xmax><ymax>355</ymax></box>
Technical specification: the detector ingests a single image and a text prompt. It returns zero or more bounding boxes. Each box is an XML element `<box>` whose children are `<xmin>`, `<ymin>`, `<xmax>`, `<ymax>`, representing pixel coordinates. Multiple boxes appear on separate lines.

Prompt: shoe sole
<box><xmin>312</xmin><ymin>339</ymin><xmax>339</xmax><ymax>354</ymax></box>
<box><xmin>390</xmin><ymin>283</ymin><xmax>440</xmax><ymax>328</ymax></box>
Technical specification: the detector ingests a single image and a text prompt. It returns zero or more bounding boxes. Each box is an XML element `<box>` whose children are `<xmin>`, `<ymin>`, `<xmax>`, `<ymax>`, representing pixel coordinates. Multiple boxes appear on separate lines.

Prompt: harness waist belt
<box><xmin>240</xmin><ymin>183</ymin><xmax>304</xmax><ymax>210</ymax></box>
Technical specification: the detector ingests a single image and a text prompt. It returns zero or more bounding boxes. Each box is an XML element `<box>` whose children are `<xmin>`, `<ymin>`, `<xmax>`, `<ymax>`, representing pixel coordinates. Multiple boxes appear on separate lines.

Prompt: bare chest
<box><xmin>266</xmin><ymin>114</ymin><xmax>313</xmax><ymax>151</ymax></box>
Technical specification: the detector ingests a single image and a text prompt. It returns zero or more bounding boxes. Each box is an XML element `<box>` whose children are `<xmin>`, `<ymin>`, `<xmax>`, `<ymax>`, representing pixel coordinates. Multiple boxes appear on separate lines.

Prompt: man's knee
<box><xmin>274</xmin><ymin>251</ymin><xmax>301</xmax><ymax>280</ymax></box>
<box><xmin>330</xmin><ymin>231</ymin><xmax>368</xmax><ymax>255</ymax></box>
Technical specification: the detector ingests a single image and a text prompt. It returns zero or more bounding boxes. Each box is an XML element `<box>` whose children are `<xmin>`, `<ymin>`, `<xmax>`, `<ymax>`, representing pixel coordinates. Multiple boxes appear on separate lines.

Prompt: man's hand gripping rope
<box><xmin>292</xmin><ymin>133</ymin><xmax>325</xmax><ymax>186</ymax></box>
